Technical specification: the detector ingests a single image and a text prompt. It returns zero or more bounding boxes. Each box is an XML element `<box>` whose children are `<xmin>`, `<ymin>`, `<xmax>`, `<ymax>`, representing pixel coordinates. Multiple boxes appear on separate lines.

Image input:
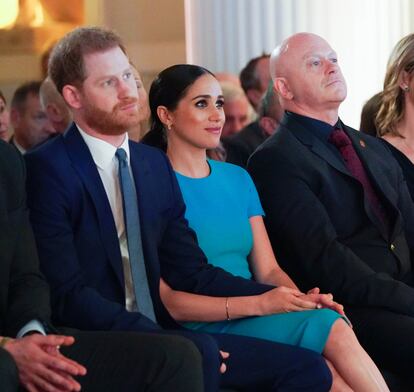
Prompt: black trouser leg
<box><xmin>0</xmin><ymin>347</ymin><xmax>19</xmax><ymax>392</ymax></box>
<box><xmin>62</xmin><ymin>331</ymin><xmax>204</xmax><ymax>392</ymax></box>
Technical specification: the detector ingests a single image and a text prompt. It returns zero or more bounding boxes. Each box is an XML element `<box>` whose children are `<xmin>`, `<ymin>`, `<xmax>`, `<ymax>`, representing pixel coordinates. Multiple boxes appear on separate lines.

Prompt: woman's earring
<box><xmin>167</xmin><ymin>123</ymin><xmax>172</xmax><ymax>131</ymax></box>
<box><xmin>403</xmin><ymin>85</ymin><xmax>410</xmax><ymax>92</ymax></box>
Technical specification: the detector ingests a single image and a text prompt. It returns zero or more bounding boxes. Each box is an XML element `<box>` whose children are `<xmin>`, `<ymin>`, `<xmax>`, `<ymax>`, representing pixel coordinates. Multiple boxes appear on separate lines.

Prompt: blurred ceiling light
<box><xmin>0</xmin><ymin>0</ymin><xmax>19</xmax><ymax>29</ymax></box>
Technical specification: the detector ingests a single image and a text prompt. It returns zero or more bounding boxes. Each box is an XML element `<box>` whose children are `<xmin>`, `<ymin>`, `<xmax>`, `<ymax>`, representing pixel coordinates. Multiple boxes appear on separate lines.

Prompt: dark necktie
<box><xmin>328</xmin><ymin>128</ymin><xmax>389</xmax><ymax>229</ymax></box>
<box><xmin>115</xmin><ymin>148</ymin><xmax>156</xmax><ymax>321</ymax></box>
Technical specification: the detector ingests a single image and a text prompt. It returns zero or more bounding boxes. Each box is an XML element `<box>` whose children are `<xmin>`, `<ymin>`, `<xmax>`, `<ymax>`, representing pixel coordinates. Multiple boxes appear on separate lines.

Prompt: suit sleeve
<box><xmin>248</xmin><ymin>146</ymin><xmax>414</xmax><ymax>316</ymax></box>
<box><xmin>156</xmin><ymin>152</ymin><xmax>274</xmax><ymax>297</ymax></box>
<box><xmin>25</xmin><ymin>152</ymin><xmax>159</xmax><ymax>332</ymax></box>
<box><xmin>3</xmin><ymin>148</ymin><xmax>51</xmax><ymax>337</ymax></box>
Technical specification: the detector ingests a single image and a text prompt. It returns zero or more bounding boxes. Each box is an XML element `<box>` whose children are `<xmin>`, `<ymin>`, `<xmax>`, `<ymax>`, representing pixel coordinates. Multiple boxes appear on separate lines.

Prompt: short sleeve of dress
<box><xmin>242</xmin><ymin>169</ymin><xmax>264</xmax><ymax>217</ymax></box>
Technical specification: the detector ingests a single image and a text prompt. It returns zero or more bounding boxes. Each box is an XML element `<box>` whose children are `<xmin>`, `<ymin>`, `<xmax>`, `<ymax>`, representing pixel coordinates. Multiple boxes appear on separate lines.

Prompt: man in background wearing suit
<box><xmin>248</xmin><ymin>32</ymin><xmax>414</xmax><ymax>388</ymax></box>
<box><xmin>0</xmin><ymin>140</ymin><xmax>205</xmax><ymax>392</ymax></box>
<box><xmin>25</xmin><ymin>26</ymin><xmax>332</xmax><ymax>392</ymax></box>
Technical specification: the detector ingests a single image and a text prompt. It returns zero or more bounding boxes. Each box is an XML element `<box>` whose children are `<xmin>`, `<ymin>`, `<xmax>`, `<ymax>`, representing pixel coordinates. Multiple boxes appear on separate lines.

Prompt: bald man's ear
<box><xmin>62</xmin><ymin>85</ymin><xmax>82</xmax><ymax>110</ymax></box>
<box><xmin>274</xmin><ymin>78</ymin><xmax>293</xmax><ymax>100</ymax></box>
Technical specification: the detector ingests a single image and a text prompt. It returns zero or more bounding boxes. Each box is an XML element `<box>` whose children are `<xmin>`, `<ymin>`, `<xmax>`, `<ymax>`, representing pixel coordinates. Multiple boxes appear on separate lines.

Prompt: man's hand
<box><xmin>219</xmin><ymin>350</ymin><xmax>229</xmax><ymax>374</ymax></box>
<box><xmin>259</xmin><ymin>286</ymin><xmax>318</xmax><ymax>315</ymax></box>
<box><xmin>4</xmin><ymin>334</ymin><xmax>86</xmax><ymax>392</ymax></box>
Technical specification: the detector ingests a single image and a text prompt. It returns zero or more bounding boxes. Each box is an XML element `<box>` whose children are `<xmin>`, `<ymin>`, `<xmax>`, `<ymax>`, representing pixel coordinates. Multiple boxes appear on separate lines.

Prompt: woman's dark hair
<box><xmin>142</xmin><ymin>64</ymin><xmax>214</xmax><ymax>151</ymax></box>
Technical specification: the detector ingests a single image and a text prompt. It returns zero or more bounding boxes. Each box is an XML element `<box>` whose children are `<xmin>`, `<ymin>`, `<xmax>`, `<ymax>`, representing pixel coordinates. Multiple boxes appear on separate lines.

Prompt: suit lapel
<box><xmin>284</xmin><ymin>115</ymin><xmax>393</xmax><ymax>239</ymax></box>
<box><xmin>345</xmin><ymin>126</ymin><xmax>399</xmax><ymax>239</ymax></box>
<box><xmin>63</xmin><ymin>124</ymin><xmax>125</xmax><ymax>286</ymax></box>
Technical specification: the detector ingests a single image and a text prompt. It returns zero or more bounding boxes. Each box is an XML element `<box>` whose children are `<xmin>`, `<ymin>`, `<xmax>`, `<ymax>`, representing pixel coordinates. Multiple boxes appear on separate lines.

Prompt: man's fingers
<box><xmin>34</xmin><ymin>362</ymin><xmax>80</xmax><ymax>391</ymax></box>
<box><xmin>45</xmin><ymin>353</ymin><xmax>85</xmax><ymax>376</ymax></box>
<box><xmin>220</xmin><ymin>362</ymin><xmax>227</xmax><ymax>374</ymax></box>
<box><xmin>219</xmin><ymin>350</ymin><xmax>229</xmax><ymax>359</ymax></box>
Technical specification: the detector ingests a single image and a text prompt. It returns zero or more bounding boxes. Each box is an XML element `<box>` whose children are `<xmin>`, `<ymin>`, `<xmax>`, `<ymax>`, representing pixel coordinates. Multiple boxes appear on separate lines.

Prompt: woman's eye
<box><xmin>216</xmin><ymin>99</ymin><xmax>224</xmax><ymax>108</ymax></box>
<box><xmin>195</xmin><ymin>100</ymin><xmax>207</xmax><ymax>108</ymax></box>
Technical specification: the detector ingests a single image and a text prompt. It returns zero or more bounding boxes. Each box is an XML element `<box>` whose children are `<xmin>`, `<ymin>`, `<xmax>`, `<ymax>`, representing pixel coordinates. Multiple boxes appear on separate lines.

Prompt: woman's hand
<box><xmin>303</xmin><ymin>287</ymin><xmax>345</xmax><ymax>315</ymax></box>
<box><xmin>259</xmin><ymin>286</ymin><xmax>318</xmax><ymax>315</ymax></box>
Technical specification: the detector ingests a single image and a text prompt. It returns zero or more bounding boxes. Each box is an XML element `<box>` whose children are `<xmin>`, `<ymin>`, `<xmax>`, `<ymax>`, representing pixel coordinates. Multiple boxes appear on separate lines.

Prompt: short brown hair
<box><xmin>240</xmin><ymin>54</ymin><xmax>270</xmax><ymax>94</ymax></box>
<box><xmin>49</xmin><ymin>26</ymin><xmax>126</xmax><ymax>94</ymax></box>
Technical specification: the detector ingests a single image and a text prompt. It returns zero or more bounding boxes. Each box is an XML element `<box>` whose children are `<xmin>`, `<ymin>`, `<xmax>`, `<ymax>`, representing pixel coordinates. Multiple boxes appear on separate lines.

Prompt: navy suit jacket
<box><xmin>25</xmin><ymin>124</ymin><xmax>272</xmax><ymax>332</ymax></box>
<box><xmin>248</xmin><ymin>113</ymin><xmax>414</xmax><ymax>316</ymax></box>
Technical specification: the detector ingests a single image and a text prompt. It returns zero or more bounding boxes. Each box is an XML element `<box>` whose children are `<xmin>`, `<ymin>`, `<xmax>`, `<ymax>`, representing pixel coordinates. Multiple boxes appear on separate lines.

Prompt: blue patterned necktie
<box><xmin>115</xmin><ymin>148</ymin><xmax>156</xmax><ymax>321</ymax></box>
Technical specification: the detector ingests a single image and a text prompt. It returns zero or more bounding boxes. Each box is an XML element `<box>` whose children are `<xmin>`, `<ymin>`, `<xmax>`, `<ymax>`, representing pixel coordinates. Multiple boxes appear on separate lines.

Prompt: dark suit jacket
<box><xmin>25</xmin><ymin>124</ymin><xmax>272</xmax><ymax>332</ymax></box>
<box><xmin>224</xmin><ymin>121</ymin><xmax>268</xmax><ymax>168</ymax></box>
<box><xmin>248</xmin><ymin>113</ymin><xmax>414</xmax><ymax>315</ymax></box>
<box><xmin>0</xmin><ymin>141</ymin><xmax>51</xmax><ymax>337</ymax></box>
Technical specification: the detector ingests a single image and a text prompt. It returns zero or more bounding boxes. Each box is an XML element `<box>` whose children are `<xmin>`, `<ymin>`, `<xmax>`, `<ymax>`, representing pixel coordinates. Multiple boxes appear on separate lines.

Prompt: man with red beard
<box><xmin>25</xmin><ymin>27</ymin><xmax>332</xmax><ymax>392</ymax></box>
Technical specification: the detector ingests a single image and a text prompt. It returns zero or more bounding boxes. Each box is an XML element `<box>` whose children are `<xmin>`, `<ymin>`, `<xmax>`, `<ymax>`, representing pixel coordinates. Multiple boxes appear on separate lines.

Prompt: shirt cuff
<box><xmin>17</xmin><ymin>320</ymin><xmax>46</xmax><ymax>338</ymax></box>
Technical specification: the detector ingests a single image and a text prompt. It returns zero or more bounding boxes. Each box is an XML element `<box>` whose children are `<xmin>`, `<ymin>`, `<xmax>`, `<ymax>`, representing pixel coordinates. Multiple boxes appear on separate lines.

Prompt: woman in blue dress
<box><xmin>143</xmin><ymin>64</ymin><xmax>388</xmax><ymax>391</ymax></box>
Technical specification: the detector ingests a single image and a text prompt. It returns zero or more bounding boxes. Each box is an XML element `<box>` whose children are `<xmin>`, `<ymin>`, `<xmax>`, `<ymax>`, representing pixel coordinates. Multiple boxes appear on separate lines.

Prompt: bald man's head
<box><xmin>270</xmin><ymin>33</ymin><xmax>347</xmax><ymax>124</ymax></box>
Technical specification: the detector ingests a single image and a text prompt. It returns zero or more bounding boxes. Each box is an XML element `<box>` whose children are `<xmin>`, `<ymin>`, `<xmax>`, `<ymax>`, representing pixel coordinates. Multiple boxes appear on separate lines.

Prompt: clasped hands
<box><xmin>4</xmin><ymin>334</ymin><xmax>86</xmax><ymax>392</ymax></box>
<box><xmin>260</xmin><ymin>286</ymin><xmax>345</xmax><ymax>316</ymax></box>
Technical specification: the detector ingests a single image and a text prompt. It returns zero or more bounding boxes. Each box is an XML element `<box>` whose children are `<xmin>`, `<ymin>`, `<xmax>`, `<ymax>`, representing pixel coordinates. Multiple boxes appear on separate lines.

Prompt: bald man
<box><xmin>248</xmin><ymin>32</ymin><xmax>414</xmax><ymax>388</ymax></box>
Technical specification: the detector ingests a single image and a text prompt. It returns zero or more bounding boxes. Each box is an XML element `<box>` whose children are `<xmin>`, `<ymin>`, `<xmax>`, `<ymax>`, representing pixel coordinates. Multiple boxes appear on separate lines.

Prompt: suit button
<box><xmin>390</xmin><ymin>243</ymin><xmax>395</xmax><ymax>251</ymax></box>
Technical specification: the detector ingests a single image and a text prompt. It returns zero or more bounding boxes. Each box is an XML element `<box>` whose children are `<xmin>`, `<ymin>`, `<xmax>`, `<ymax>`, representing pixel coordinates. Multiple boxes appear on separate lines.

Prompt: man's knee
<box><xmin>0</xmin><ymin>348</ymin><xmax>19</xmax><ymax>392</ymax></box>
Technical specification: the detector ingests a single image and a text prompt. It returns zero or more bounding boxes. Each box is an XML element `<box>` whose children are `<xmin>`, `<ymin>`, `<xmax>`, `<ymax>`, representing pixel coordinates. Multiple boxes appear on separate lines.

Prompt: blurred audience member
<box><xmin>215</xmin><ymin>72</ymin><xmax>241</xmax><ymax>86</ymax></box>
<box><xmin>10</xmin><ymin>81</ymin><xmax>56</xmax><ymax>153</ymax></box>
<box><xmin>240</xmin><ymin>54</ymin><xmax>271</xmax><ymax>112</ymax></box>
<box><xmin>0</xmin><ymin>90</ymin><xmax>10</xmax><ymax>142</ymax></box>
<box><xmin>360</xmin><ymin>92</ymin><xmax>382</xmax><ymax>136</ymax></box>
<box><xmin>128</xmin><ymin>65</ymin><xmax>150</xmax><ymax>142</ymax></box>
<box><xmin>376</xmin><ymin>33</ymin><xmax>414</xmax><ymax>200</ymax></box>
<box><xmin>220</xmin><ymin>81</ymin><xmax>254</xmax><ymax>138</ymax></box>
<box><xmin>39</xmin><ymin>77</ymin><xmax>72</xmax><ymax>133</ymax></box>
<box><xmin>225</xmin><ymin>82</ymin><xmax>283</xmax><ymax>167</ymax></box>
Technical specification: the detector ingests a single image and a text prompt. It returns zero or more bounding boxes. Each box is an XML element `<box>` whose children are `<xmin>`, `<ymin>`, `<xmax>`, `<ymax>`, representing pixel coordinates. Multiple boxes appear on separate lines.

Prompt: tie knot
<box><xmin>328</xmin><ymin>128</ymin><xmax>351</xmax><ymax>149</ymax></box>
<box><xmin>115</xmin><ymin>148</ymin><xmax>128</xmax><ymax>163</ymax></box>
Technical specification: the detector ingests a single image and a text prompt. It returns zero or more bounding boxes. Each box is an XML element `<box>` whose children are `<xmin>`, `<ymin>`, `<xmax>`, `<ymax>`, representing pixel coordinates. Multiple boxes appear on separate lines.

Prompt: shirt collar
<box><xmin>76</xmin><ymin>124</ymin><xmax>130</xmax><ymax>170</ymax></box>
<box><xmin>287</xmin><ymin>111</ymin><xmax>341</xmax><ymax>143</ymax></box>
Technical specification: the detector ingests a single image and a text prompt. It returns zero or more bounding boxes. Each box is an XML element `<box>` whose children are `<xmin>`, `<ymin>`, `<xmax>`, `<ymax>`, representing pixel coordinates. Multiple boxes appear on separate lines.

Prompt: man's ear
<box><xmin>274</xmin><ymin>78</ymin><xmax>293</xmax><ymax>100</ymax></box>
<box><xmin>10</xmin><ymin>107</ymin><xmax>21</xmax><ymax>129</ymax></box>
<box><xmin>156</xmin><ymin>106</ymin><xmax>174</xmax><ymax>129</ymax></box>
<box><xmin>62</xmin><ymin>85</ymin><xmax>82</xmax><ymax>110</ymax></box>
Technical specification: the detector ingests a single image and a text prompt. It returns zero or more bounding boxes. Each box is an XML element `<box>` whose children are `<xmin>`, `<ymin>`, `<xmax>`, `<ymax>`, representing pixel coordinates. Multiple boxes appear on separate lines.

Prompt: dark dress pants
<box><xmin>347</xmin><ymin>307</ymin><xmax>414</xmax><ymax>391</ymax></box>
<box><xmin>168</xmin><ymin>329</ymin><xmax>332</xmax><ymax>392</ymax></box>
<box><xmin>0</xmin><ymin>348</ymin><xmax>19</xmax><ymax>392</ymax></box>
<box><xmin>61</xmin><ymin>331</ymin><xmax>203</xmax><ymax>392</ymax></box>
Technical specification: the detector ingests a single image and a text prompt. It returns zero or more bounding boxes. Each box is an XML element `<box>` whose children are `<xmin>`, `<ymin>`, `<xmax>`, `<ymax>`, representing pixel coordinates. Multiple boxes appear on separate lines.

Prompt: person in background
<box><xmin>10</xmin><ymin>81</ymin><xmax>57</xmax><ymax>153</ymax></box>
<box><xmin>220</xmin><ymin>81</ymin><xmax>254</xmax><ymax>138</ymax></box>
<box><xmin>376</xmin><ymin>33</ymin><xmax>414</xmax><ymax>200</ymax></box>
<box><xmin>225</xmin><ymin>82</ymin><xmax>284</xmax><ymax>168</ymax></box>
<box><xmin>39</xmin><ymin>77</ymin><xmax>72</xmax><ymax>133</ymax></box>
<box><xmin>240</xmin><ymin>54</ymin><xmax>271</xmax><ymax>113</ymax></box>
<box><xmin>360</xmin><ymin>92</ymin><xmax>381</xmax><ymax>137</ymax></box>
<box><xmin>0</xmin><ymin>90</ymin><xmax>10</xmax><ymax>141</ymax></box>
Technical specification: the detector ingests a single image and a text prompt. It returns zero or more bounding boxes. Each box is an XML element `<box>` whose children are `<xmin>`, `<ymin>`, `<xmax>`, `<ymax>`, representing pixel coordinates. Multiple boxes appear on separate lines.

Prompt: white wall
<box><xmin>185</xmin><ymin>0</ymin><xmax>414</xmax><ymax>128</ymax></box>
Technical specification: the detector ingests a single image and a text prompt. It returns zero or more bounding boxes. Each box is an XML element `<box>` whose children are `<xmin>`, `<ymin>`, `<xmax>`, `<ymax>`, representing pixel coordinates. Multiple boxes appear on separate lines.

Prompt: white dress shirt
<box><xmin>78</xmin><ymin>125</ymin><xmax>137</xmax><ymax>312</ymax></box>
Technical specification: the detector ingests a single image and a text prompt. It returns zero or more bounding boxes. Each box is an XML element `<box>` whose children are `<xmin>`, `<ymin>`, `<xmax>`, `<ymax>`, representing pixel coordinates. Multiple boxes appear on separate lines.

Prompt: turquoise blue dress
<box><xmin>176</xmin><ymin>159</ymin><xmax>343</xmax><ymax>353</ymax></box>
